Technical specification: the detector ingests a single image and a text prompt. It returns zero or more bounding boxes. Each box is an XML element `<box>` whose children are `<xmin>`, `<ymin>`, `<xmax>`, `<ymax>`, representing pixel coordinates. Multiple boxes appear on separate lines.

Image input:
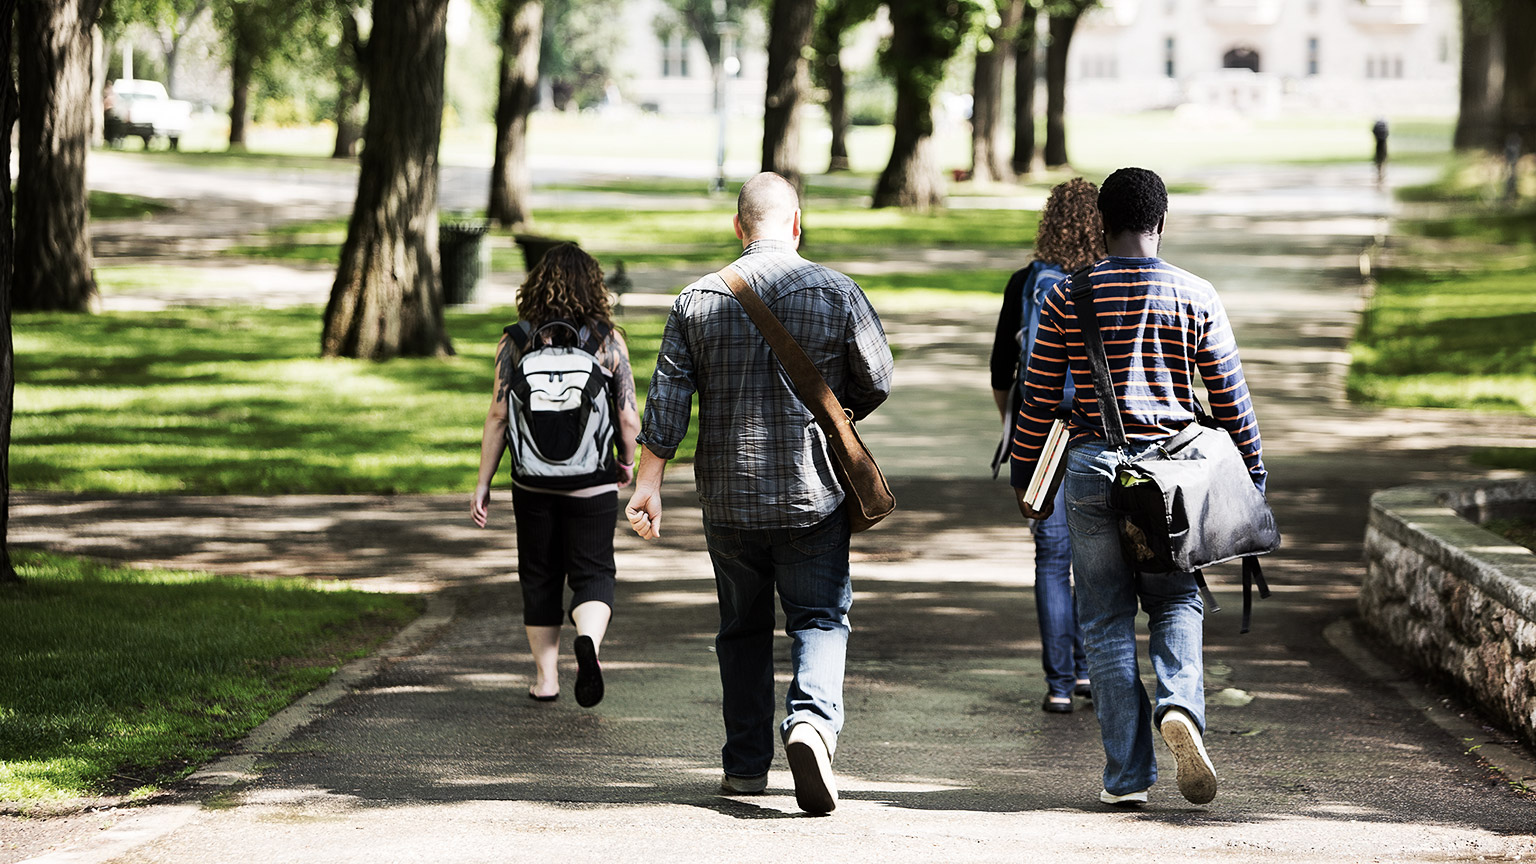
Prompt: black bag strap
<box><xmin>1241</xmin><ymin>557</ymin><xmax>1271</xmax><ymax>634</ymax></box>
<box><xmin>1068</xmin><ymin>267</ymin><xmax>1127</xmax><ymax>449</ymax></box>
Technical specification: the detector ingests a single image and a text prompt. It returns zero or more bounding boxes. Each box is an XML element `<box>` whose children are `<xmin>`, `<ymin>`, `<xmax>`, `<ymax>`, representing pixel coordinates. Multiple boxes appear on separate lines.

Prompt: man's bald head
<box><xmin>735</xmin><ymin>172</ymin><xmax>800</xmax><ymax>243</ymax></box>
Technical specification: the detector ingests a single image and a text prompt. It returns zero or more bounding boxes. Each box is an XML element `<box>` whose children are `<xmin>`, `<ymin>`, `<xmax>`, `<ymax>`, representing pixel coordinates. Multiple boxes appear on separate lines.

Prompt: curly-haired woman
<box><xmin>988</xmin><ymin>178</ymin><xmax>1106</xmax><ymax>714</ymax></box>
<box><xmin>472</xmin><ymin>243</ymin><xmax>640</xmax><ymax>708</ymax></box>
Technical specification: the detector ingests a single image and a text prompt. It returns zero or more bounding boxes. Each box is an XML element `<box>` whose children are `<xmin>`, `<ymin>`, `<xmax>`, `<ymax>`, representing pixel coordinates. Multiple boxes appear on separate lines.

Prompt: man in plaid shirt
<box><xmin>626</xmin><ymin>172</ymin><xmax>893</xmax><ymax>815</ymax></box>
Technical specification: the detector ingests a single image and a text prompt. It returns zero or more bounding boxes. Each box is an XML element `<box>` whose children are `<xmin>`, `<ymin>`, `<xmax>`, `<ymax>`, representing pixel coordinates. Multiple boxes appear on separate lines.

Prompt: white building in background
<box><xmin>612</xmin><ymin>0</ymin><xmax>769</xmax><ymax>116</ymax></box>
<box><xmin>1065</xmin><ymin>0</ymin><xmax>1460</xmax><ymax>115</ymax></box>
<box><xmin>601</xmin><ymin>0</ymin><xmax>1456</xmax><ymax>118</ymax></box>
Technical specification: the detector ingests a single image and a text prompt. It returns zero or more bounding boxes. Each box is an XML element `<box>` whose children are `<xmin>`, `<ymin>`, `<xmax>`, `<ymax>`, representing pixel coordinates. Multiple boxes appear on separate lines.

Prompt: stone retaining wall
<box><xmin>1360</xmin><ymin>478</ymin><xmax>1536</xmax><ymax>747</ymax></box>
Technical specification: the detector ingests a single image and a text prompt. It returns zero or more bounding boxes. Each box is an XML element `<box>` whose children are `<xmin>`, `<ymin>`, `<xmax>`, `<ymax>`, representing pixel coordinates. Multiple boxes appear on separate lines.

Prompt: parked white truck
<box><xmin>105</xmin><ymin>79</ymin><xmax>191</xmax><ymax>150</ymax></box>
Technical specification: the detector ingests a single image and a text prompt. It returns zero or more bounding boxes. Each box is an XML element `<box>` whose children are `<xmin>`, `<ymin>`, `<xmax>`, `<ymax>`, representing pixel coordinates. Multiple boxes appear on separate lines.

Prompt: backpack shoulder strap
<box><xmin>504</xmin><ymin>322</ymin><xmax>531</xmax><ymax>352</ymax></box>
<box><xmin>578</xmin><ymin>321</ymin><xmax>612</xmax><ymax>357</ymax></box>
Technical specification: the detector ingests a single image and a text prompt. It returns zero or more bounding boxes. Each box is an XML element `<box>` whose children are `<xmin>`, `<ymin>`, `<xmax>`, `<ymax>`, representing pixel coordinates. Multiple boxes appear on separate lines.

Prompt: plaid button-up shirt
<box><xmin>637</xmin><ymin>239</ymin><xmax>894</xmax><ymax>529</ymax></box>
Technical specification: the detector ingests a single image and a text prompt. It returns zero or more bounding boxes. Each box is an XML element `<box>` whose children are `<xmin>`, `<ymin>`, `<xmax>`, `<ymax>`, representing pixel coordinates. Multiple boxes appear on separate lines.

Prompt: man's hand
<box><xmin>626</xmin><ymin>486</ymin><xmax>662</xmax><ymax>540</ymax></box>
<box><xmin>471</xmin><ymin>484</ymin><xmax>492</xmax><ymax>528</ymax></box>
<box><xmin>1015</xmin><ymin>487</ymin><xmax>1053</xmax><ymax>521</ymax></box>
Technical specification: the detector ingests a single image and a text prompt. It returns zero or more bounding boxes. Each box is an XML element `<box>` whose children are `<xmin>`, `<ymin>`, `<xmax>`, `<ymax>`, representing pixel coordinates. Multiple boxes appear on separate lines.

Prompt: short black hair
<box><xmin>1097</xmin><ymin>167</ymin><xmax>1167</xmax><ymax>235</ymax></box>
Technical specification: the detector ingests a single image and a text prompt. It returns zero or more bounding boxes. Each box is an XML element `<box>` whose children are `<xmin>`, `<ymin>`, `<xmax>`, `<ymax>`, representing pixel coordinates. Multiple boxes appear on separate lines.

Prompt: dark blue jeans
<box><xmin>702</xmin><ymin>507</ymin><xmax>852</xmax><ymax>779</ymax></box>
<box><xmin>1065</xmin><ymin>440</ymin><xmax>1206</xmax><ymax>795</ymax></box>
<box><xmin>1032</xmin><ymin>484</ymin><xmax>1088</xmax><ymax>698</ymax></box>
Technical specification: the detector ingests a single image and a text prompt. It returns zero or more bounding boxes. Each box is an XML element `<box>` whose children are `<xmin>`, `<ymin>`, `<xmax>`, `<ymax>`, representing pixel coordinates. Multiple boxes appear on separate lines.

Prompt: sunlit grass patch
<box><xmin>226</xmin><ymin>207</ymin><xmax>1042</xmax><ymax>269</ymax></box>
<box><xmin>89</xmin><ymin>190</ymin><xmax>173</xmax><ymax>220</ymax></box>
<box><xmin>11</xmin><ymin>306</ymin><xmax>682</xmax><ymax>494</ymax></box>
<box><xmin>0</xmin><ymin>550</ymin><xmax>420</xmax><ymax>803</ymax></box>
<box><xmin>1347</xmin><ymin>267</ymin><xmax>1536</xmax><ymax>415</ymax></box>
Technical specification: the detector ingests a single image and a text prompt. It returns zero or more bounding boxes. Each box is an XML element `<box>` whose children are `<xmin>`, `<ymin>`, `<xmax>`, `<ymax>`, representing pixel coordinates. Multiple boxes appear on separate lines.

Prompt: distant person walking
<box><xmin>626</xmin><ymin>172</ymin><xmax>893</xmax><ymax>814</ymax></box>
<box><xmin>472</xmin><ymin>243</ymin><xmax>640</xmax><ymax>708</ymax></box>
<box><xmin>1373</xmin><ymin>117</ymin><xmax>1390</xmax><ymax>186</ymax></box>
<box><xmin>989</xmin><ymin>178</ymin><xmax>1105</xmax><ymax>714</ymax></box>
<box><xmin>1010</xmin><ymin>168</ymin><xmax>1268</xmax><ymax>807</ymax></box>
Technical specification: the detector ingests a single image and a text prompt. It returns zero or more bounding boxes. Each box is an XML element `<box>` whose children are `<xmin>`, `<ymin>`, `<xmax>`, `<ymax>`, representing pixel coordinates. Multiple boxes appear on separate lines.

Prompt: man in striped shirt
<box><xmin>1010</xmin><ymin>167</ymin><xmax>1267</xmax><ymax>808</ymax></box>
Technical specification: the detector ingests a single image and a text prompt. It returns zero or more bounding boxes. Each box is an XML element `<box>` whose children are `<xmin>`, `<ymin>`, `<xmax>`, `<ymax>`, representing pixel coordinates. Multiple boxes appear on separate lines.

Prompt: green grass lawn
<box><xmin>1350</xmin><ymin>168</ymin><xmax>1536</xmax><ymax>478</ymax></box>
<box><xmin>12</xmin><ymin>305</ymin><xmax>675</xmax><ymax>494</ymax></box>
<box><xmin>0</xmin><ymin>550</ymin><xmax>420</xmax><ymax>803</ymax></box>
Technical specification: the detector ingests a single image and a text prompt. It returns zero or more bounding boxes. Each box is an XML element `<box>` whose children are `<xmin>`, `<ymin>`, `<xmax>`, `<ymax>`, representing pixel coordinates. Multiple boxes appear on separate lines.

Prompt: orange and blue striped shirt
<box><xmin>1009</xmin><ymin>256</ymin><xmax>1267</xmax><ymax>494</ymax></box>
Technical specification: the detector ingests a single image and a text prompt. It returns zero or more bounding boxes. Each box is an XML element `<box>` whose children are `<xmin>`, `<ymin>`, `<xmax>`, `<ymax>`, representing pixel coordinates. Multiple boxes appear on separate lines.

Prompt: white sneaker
<box><xmin>785</xmin><ymin>723</ymin><xmax>837</xmax><ymax>814</ymax></box>
<box><xmin>1159</xmin><ymin>707</ymin><xmax>1217</xmax><ymax>804</ymax></box>
<box><xmin>720</xmin><ymin>772</ymin><xmax>768</xmax><ymax>795</ymax></box>
<box><xmin>1099</xmin><ymin>788</ymin><xmax>1149</xmax><ymax>805</ymax></box>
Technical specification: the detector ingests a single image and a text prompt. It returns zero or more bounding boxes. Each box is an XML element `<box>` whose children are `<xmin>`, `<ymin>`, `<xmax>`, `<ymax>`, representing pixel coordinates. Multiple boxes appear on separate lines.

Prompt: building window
<box><xmin>1165</xmin><ymin>37</ymin><xmax>1176</xmax><ymax>78</ymax></box>
<box><xmin>1366</xmin><ymin>55</ymin><xmax>1404</xmax><ymax>79</ymax></box>
<box><xmin>1307</xmin><ymin>37</ymin><xmax>1318</xmax><ymax>76</ymax></box>
<box><xmin>663</xmin><ymin>33</ymin><xmax>690</xmax><ymax>78</ymax></box>
<box><xmin>1081</xmin><ymin>55</ymin><xmax>1119</xmax><ymax>79</ymax></box>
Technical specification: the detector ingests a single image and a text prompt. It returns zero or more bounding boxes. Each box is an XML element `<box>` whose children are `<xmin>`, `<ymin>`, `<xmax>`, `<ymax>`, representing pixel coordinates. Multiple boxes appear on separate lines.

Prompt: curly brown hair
<box><xmin>1033</xmin><ymin>178</ymin><xmax>1106</xmax><ymax>271</ymax></box>
<box><xmin>516</xmin><ymin>243</ymin><xmax>612</xmax><ymax>329</ymax></box>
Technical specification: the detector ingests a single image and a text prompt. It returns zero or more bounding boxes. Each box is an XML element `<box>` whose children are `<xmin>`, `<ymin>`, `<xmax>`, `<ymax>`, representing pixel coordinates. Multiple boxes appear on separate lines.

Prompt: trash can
<box><xmin>513</xmin><ymin>233</ymin><xmax>577</xmax><ymax>274</ymax></box>
<box><xmin>439</xmin><ymin>219</ymin><xmax>490</xmax><ymax>306</ymax></box>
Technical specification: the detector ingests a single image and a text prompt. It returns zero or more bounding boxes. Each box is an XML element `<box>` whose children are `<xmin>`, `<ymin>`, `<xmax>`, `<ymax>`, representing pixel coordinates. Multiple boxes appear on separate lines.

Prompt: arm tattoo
<box><xmin>606</xmin><ymin>334</ymin><xmax>638</xmax><ymax>413</ymax></box>
<box><xmin>495</xmin><ymin>334</ymin><xmax>516</xmax><ymax>405</ymax></box>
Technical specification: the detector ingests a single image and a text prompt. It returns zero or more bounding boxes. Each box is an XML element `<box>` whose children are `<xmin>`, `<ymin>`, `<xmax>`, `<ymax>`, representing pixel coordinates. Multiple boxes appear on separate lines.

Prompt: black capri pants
<box><xmin>511</xmin><ymin>486</ymin><xmax>618</xmax><ymax>627</ymax></box>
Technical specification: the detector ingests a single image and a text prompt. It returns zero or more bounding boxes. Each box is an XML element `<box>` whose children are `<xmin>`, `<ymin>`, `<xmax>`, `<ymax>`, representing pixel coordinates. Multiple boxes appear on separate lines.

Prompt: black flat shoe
<box><xmin>1073</xmin><ymin>680</ymin><xmax>1093</xmax><ymax>700</ymax></box>
<box><xmin>1042</xmin><ymin>695</ymin><xmax>1074</xmax><ymax>713</ymax></box>
<box><xmin>528</xmin><ymin>690</ymin><xmax>558</xmax><ymax>702</ymax></box>
<box><xmin>574</xmin><ymin>635</ymin><xmax>604</xmax><ymax>708</ymax></box>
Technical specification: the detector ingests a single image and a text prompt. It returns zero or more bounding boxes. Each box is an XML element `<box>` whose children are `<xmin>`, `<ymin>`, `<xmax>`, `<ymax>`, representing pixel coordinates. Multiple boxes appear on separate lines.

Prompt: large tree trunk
<box><xmin>873</xmin><ymin>1</ymin><xmax>966</xmax><ymax>210</ymax></box>
<box><xmin>1502</xmin><ymin>0</ymin><xmax>1536</xmax><ymax>153</ymax></box>
<box><xmin>1454</xmin><ymin>0</ymin><xmax>1504</xmax><ymax>151</ymax></box>
<box><xmin>761</xmin><ymin>0</ymin><xmax>815</xmax><ymax>191</ymax></box>
<box><xmin>321</xmin><ymin>0</ymin><xmax>453</xmax><ymax>360</ymax></box>
<box><xmin>970</xmin><ymin>5</ymin><xmax>1020</xmax><ymax>184</ymax></box>
<box><xmin>1042</xmin><ymin>11</ymin><xmax>1079</xmax><ymax>168</ymax></box>
<box><xmin>332</xmin><ymin>9</ymin><xmax>366</xmax><ymax>159</ymax></box>
<box><xmin>15</xmin><ymin>0</ymin><xmax>102</xmax><ymax>313</ymax></box>
<box><xmin>1011</xmin><ymin>8</ymin><xmax>1037</xmax><ymax>175</ymax></box>
<box><xmin>1</xmin><ymin>0</ymin><xmax>20</xmax><ymax>584</ymax></box>
<box><xmin>227</xmin><ymin>30</ymin><xmax>253</xmax><ymax>150</ymax></box>
<box><xmin>488</xmin><ymin>0</ymin><xmax>541</xmax><ymax>228</ymax></box>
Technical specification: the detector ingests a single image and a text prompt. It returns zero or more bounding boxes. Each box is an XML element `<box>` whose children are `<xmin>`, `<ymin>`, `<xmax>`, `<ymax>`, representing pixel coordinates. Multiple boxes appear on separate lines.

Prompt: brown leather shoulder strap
<box><xmin>718</xmin><ymin>264</ymin><xmax>850</xmax><ymax>431</ymax></box>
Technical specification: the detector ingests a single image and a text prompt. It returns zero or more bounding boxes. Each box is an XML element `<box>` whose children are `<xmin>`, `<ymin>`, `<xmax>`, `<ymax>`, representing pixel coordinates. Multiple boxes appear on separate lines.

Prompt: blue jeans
<box><xmin>1032</xmin><ymin>484</ymin><xmax>1087</xmax><ymax>698</ymax></box>
<box><xmin>702</xmin><ymin>507</ymin><xmax>852</xmax><ymax>779</ymax></box>
<box><xmin>1064</xmin><ymin>440</ymin><xmax>1206</xmax><ymax>796</ymax></box>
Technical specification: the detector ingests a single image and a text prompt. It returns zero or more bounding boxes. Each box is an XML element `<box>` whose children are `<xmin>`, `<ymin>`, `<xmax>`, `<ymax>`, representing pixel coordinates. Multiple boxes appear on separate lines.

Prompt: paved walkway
<box><xmin>4</xmin><ymin>161</ymin><xmax>1535</xmax><ymax>862</ymax></box>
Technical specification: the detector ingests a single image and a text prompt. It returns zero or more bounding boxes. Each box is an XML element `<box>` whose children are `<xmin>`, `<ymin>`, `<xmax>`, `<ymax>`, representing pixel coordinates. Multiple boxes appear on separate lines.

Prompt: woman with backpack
<box><xmin>989</xmin><ymin>178</ymin><xmax>1106</xmax><ymax>714</ymax></box>
<box><xmin>472</xmin><ymin>243</ymin><xmax>640</xmax><ymax>708</ymax></box>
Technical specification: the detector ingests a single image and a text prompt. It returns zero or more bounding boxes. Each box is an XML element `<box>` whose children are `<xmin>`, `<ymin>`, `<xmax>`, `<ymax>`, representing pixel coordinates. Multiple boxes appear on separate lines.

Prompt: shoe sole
<box><xmin>573</xmin><ymin>636</ymin><xmax>603</xmax><ymax>708</ymax></box>
<box><xmin>785</xmin><ymin>729</ymin><xmax>836</xmax><ymax>814</ymax></box>
<box><xmin>1160</xmin><ymin>712</ymin><xmax>1217</xmax><ymax>805</ymax></box>
<box><xmin>1099</xmin><ymin>789</ymin><xmax>1148</xmax><ymax>805</ymax></box>
<box><xmin>720</xmin><ymin>775</ymin><xmax>768</xmax><ymax>795</ymax></box>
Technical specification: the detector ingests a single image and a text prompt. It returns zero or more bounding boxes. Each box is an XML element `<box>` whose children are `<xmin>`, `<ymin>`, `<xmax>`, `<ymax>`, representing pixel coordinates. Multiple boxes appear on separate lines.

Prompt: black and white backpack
<box><xmin>503</xmin><ymin>320</ymin><xmax>617</xmax><ymax>489</ymax></box>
